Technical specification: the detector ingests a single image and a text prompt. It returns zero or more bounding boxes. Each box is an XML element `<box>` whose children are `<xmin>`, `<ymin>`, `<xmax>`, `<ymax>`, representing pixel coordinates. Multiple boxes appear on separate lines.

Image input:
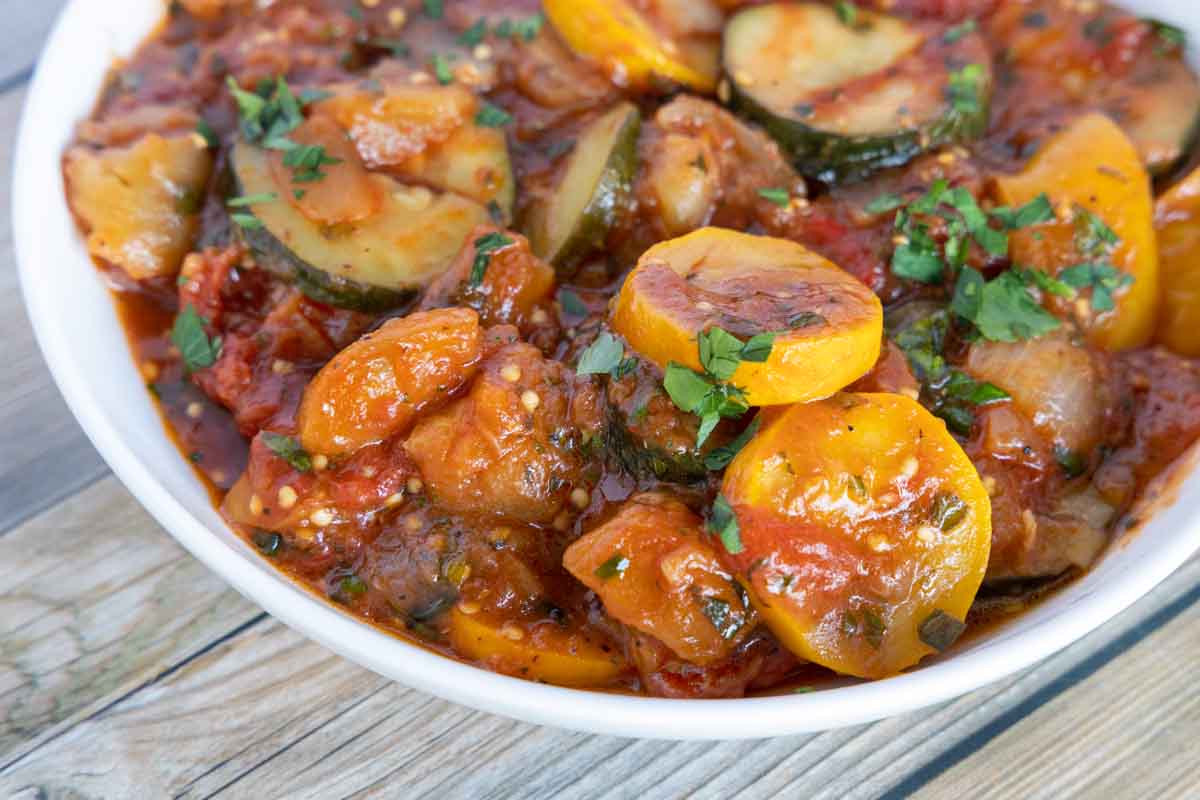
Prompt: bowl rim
<box><xmin>14</xmin><ymin>0</ymin><xmax>1200</xmax><ymax>740</ymax></box>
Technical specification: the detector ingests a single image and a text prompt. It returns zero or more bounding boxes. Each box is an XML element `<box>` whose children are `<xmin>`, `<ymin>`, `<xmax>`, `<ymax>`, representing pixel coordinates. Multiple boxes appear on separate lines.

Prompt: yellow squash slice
<box><xmin>1153</xmin><ymin>165</ymin><xmax>1200</xmax><ymax>356</ymax></box>
<box><xmin>993</xmin><ymin>113</ymin><xmax>1158</xmax><ymax>352</ymax></box>
<box><xmin>720</xmin><ymin>392</ymin><xmax>991</xmax><ymax>678</ymax></box>
<box><xmin>611</xmin><ymin>227</ymin><xmax>882</xmax><ymax>406</ymax></box>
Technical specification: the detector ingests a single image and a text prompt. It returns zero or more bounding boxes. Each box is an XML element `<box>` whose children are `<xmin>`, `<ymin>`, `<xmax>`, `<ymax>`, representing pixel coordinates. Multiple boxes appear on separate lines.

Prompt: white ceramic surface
<box><xmin>15</xmin><ymin>0</ymin><xmax>1200</xmax><ymax>740</ymax></box>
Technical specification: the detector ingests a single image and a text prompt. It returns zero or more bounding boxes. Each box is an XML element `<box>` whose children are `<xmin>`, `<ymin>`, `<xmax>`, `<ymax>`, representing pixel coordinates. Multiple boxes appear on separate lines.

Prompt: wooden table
<box><xmin>2</xmin><ymin>5</ymin><xmax>1199</xmax><ymax>798</ymax></box>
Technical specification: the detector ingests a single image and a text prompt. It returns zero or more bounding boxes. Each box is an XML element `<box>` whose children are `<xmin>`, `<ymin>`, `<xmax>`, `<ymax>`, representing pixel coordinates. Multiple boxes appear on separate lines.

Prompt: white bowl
<box><xmin>15</xmin><ymin>0</ymin><xmax>1200</xmax><ymax>740</ymax></box>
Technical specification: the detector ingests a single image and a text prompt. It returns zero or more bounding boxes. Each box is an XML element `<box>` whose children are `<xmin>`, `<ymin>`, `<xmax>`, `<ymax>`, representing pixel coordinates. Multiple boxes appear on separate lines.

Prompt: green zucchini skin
<box><xmin>722</xmin><ymin>3</ymin><xmax>993</xmax><ymax>184</ymax></box>
<box><xmin>729</xmin><ymin>82</ymin><xmax>991</xmax><ymax>185</ymax></box>
<box><xmin>605</xmin><ymin>405</ymin><xmax>710</xmax><ymax>485</ymax></box>
<box><xmin>527</xmin><ymin>103</ymin><xmax>642</xmax><ymax>276</ymax></box>
<box><xmin>239</xmin><ymin>222</ymin><xmax>415</xmax><ymax>312</ymax></box>
<box><xmin>602</xmin><ymin>362</ymin><xmax>721</xmax><ymax>485</ymax></box>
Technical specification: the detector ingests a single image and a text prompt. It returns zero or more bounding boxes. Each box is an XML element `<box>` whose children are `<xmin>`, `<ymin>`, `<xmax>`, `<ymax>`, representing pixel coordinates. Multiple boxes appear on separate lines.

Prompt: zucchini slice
<box><xmin>1103</xmin><ymin>55</ymin><xmax>1200</xmax><ymax>177</ymax></box>
<box><xmin>722</xmin><ymin>3</ymin><xmax>993</xmax><ymax>183</ymax></box>
<box><xmin>605</xmin><ymin>367</ymin><xmax>714</xmax><ymax>484</ymax></box>
<box><xmin>231</xmin><ymin>139</ymin><xmax>489</xmax><ymax>311</ymax></box>
<box><xmin>525</xmin><ymin>103</ymin><xmax>641</xmax><ymax>274</ymax></box>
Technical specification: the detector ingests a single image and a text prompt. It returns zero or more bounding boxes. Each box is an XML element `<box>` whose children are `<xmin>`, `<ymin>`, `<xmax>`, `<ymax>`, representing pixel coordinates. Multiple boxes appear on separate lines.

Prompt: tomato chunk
<box><xmin>297</xmin><ymin>308</ymin><xmax>482</xmax><ymax>455</ymax></box>
<box><xmin>721</xmin><ymin>392</ymin><xmax>991</xmax><ymax>678</ymax></box>
<box><xmin>563</xmin><ymin>492</ymin><xmax>755</xmax><ymax>665</ymax></box>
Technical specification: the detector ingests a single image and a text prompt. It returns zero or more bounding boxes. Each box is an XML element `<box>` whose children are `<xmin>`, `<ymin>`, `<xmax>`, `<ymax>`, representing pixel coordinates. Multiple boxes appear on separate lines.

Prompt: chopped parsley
<box><xmin>594</xmin><ymin>553</ymin><xmax>630</xmax><ymax>580</ymax></box>
<box><xmin>227</xmin><ymin>192</ymin><xmax>277</xmax><ymax>207</ymax></box>
<box><xmin>252</xmin><ymin>530</ymin><xmax>282</xmax><ymax>556</ymax></box>
<box><xmin>576</xmin><ymin>332</ymin><xmax>637</xmax><ymax>379</ymax></box>
<box><xmin>951</xmin><ymin>267</ymin><xmax>1062</xmax><ymax>342</ymax></box>
<box><xmin>171</xmin><ymin>305</ymin><xmax>222</xmax><ymax>372</ymax></box>
<box><xmin>1055</xmin><ymin>445</ymin><xmax>1088</xmax><ymax>479</ymax></box>
<box><xmin>830</xmin><ymin>0</ymin><xmax>859</xmax><ymax>26</ymax></box>
<box><xmin>495</xmin><ymin>14</ymin><xmax>544</xmax><ymax>41</ymax></box>
<box><xmin>340</xmin><ymin>574</ymin><xmax>368</xmax><ymax>595</ymax></box>
<box><xmin>422</xmin><ymin>0</ymin><xmax>444</xmax><ymax>19</ymax></box>
<box><xmin>700</xmin><ymin>597</ymin><xmax>743</xmax><ymax>640</ymax></box>
<box><xmin>469</xmin><ymin>231</ymin><xmax>513</xmax><ymax>285</ymax></box>
<box><xmin>195</xmin><ymin>118</ymin><xmax>219</xmax><ymax>149</ymax></box>
<box><xmin>661</xmin><ymin>327</ymin><xmax>779</xmax><ymax>446</ymax></box>
<box><xmin>281</xmin><ymin>143</ymin><xmax>342</xmax><ymax>183</ymax></box>
<box><xmin>1145</xmin><ymin>18</ymin><xmax>1186</xmax><ymax>54</ymax></box>
<box><xmin>947</xmin><ymin>63</ymin><xmax>986</xmax><ymax>115</ymax></box>
<box><xmin>918</xmin><ymin>609</ymin><xmax>966</xmax><ymax>652</ymax></box>
<box><xmin>458</xmin><ymin>18</ymin><xmax>488</xmax><ymax>46</ymax></box>
<box><xmin>229</xmin><ymin>212</ymin><xmax>263</xmax><ymax>230</ymax></box>
<box><xmin>892</xmin><ymin>310</ymin><xmax>1010</xmax><ymax>435</ymax></box>
<box><xmin>431</xmin><ymin>52</ymin><xmax>454</xmax><ymax>85</ymax></box>
<box><xmin>261</xmin><ymin>432</ymin><xmax>313</xmax><ymax>472</ymax></box>
<box><xmin>757</xmin><ymin>187</ymin><xmax>791</xmax><ymax>207</ymax></box>
<box><xmin>703</xmin><ymin>417</ymin><xmax>761</xmax><ymax>471</ymax></box>
<box><xmin>707</xmin><ymin>495</ymin><xmax>743</xmax><ymax>555</ymax></box>
<box><xmin>663</xmin><ymin>364</ymin><xmax>749</xmax><ymax>447</ymax></box>
<box><xmin>475</xmin><ymin>103</ymin><xmax>512</xmax><ymax>128</ymax></box>
<box><xmin>943</xmin><ymin>18</ymin><xmax>978</xmax><ymax>43</ymax></box>
<box><xmin>1058</xmin><ymin>262</ymin><xmax>1133</xmax><ymax>312</ymax></box>
<box><xmin>930</xmin><ymin>492</ymin><xmax>967</xmax><ymax>531</ymax></box>
<box><xmin>558</xmin><ymin>287</ymin><xmax>589</xmax><ymax>317</ymax></box>
<box><xmin>864</xmin><ymin>192</ymin><xmax>904</xmax><ymax>216</ymax></box>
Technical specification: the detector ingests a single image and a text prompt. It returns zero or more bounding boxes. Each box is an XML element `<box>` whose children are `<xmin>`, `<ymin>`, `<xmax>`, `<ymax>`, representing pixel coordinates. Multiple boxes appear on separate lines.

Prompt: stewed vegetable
<box><xmin>612</xmin><ymin>227</ymin><xmax>882</xmax><ymax>406</ymax></box>
<box><xmin>723</xmin><ymin>3</ymin><xmax>993</xmax><ymax>183</ymax></box>
<box><xmin>65</xmin><ymin>0</ymin><xmax>1200</xmax><ymax>696</ymax></box>
<box><xmin>720</xmin><ymin>393</ymin><xmax>992</xmax><ymax>678</ymax></box>
<box><xmin>993</xmin><ymin>113</ymin><xmax>1159</xmax><ymax>351</ymax></box>
<box><xmin>524</xmin><ymin>102</ymin><xmax>641</xmax><ymax>272</ymax></box>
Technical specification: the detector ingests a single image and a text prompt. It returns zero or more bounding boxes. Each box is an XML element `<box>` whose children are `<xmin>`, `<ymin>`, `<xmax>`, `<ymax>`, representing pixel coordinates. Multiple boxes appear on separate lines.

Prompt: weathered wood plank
<box><xmin>0</xmin><ymin>477</ymin><xmax>262</xmax><ymax>766</ymax></box>
<box><xmin>916</xmin><ymin>584</ymin><xmax>1200</xmax><ymax>800</ymax></box>
<box><xmin>0</xmin><ymin>82</ymin><xmax>110</xmax><ymax>531</ymax></box>
<box><xmin>1</xmin><ymin>471</ymin><xmax>1198</xmax><ymax>799</ymax></box>
<box><xmin>0</xmin><ymin>2</ymin><xmax>68</xmax><ymax>90</ymax></box>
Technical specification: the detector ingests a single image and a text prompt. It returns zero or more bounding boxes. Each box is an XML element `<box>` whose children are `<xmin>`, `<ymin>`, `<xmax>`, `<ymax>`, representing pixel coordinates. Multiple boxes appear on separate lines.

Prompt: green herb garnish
<box><xmin>707</xmin><ymin>495</ymin><xmax>742</xmax><ymax>555</ymax></box>
<box><xmin>703</xmin><ymin>417</ymin><xmax>761</xmax><ymax>471</ymax></box>
<box><xmin>918</xmin><ymin>609</ymin><xmax>966</xmax><ymax>652</ymax></box>
<box><xmin>943</xmin><ymin>19</ymin><xmax>978</xmax><ymax>43</ymax></box>
<box><xmin>948</xmin><ymin>63</ymin><xmax>986</xmax><ymax>115</ymax></box>
<box><xmin>595</xmin><ymin>553</ymin><xmax>630</xmax><ymax>580</ymax></box>
<box><xmin>171</xmin><ymin>305</ymin><xmax>222</xmax><ymax>372</ymax></box>
<box><xmin>261</xmin><ymin>432</ymin><xmax>313</xmax><ymax>472</ymax></box>
<box><xmin>195</xmin><ymin>118</ymin><xmax>219</xmax><ymax>149</ymax></box>
<box><xmin>576</xmin><ymin>332</ymin><xmax>637</xmax><ymax>379</ymax></box>
<box><xmin>468</xmin><ymin>231</ymin><xmax>514</xmax><ymax>285</ymax></box>
<box><xmin>864</xmin><ymin>192</ymin><xmax>904</xmax><ymax>216</ymax></box>
<box><xmin>700</xmin><ymin>597</ymin><xmax>743</xmax><ymax>640</ymax></box>
<box><xmin>757</xmin><ymin>187</ymin><xmax>791</xmax><ymax>207</ymax></box>
<box><xmin>558</xmin><ymin>287</ymin><xmax>589</xmax><ymax>317</ymax></box>
<box><xmin>253</xmin><ymin>530</ymin><xmax>282</xmax><ymax>555</ymax></box>
<box><xmin>458</xmin><ymin>18</ymin><xmax>488</xmax><ymax>46</ymax></box>
<box><xmin>431</xmin><ymin>52</ymin><xmax>454</xmax><ymax>85</ymax></box>
<box><xmin>422</xmin><ymin>0</ymin><xmax>443</xmax><ymax>19</ymax></box>
<box><xmin>930</xmin><ymin>492</ymin><xmax>967</xmax><ymax>531</ymax></box>
<box><xmin>475</xmin><ymin>103</ymin><xmax>512</xmax><ymax>128</ymax></box>
<box><xmin>227</xmin><ymin>192</ymin><xmax>277</xmax><ymax>207</ymax></box>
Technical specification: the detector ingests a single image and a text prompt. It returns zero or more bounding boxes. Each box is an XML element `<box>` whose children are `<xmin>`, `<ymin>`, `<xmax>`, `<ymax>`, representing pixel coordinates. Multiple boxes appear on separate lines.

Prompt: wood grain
<box><xmin>0</xmin><ymin>82</ymin><xmax>108</xmax><ymax>532</ymax></box>
<box><xmin>0</xmin><ymin>478</ymin><xmax>261</xmax><ymax>767</ymax></box>
<box><xmin>0</xmin><ymin>479</ymin><xmax>1197</xmax><ymax>798</ymax></box>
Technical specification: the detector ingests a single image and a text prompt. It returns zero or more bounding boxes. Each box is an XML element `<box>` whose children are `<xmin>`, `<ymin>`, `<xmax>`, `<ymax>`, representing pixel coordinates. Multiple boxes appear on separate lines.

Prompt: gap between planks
<box><xmin>1</xmin><ymin>477</ymin><xmax>1199</xmax><ymax>799</ymax></box>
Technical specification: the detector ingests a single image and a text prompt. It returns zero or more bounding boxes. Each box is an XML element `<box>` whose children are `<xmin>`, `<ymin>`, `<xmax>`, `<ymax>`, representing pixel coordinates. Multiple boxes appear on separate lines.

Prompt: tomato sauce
<box><xmin>67</xmin><ymin>0</ymin><xmax>1200</xmax><ymax>696</ymax></box>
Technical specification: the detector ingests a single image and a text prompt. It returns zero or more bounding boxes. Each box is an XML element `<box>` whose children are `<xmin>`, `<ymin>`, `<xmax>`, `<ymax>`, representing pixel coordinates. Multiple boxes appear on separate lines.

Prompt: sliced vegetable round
<box><xmin>611</xmin><ymin>227</ymin><xmax>882</xmax><ymax>406</ymax></box>
<box><xmin>722</xmin><ymin>3</ymin><xmax>993</xmax><ymax>183</ymax></box>
<box><xmin>231</xmin><ymin>135</ymin><xmax>490</xmax><ymax>311</ymax></box>
<box><xmin>1154</xmin><ymin>164</ymin><xmax>1200</xmax><ymax>357</ymax></box>
<box><xmin>994</xmin><ymin>113</ymin><xmax>1159</xmax><ymax>352</ymax></box>
<box><xmin>525</xmin><ymin>102</ymin><xmax>641</xmax><ymax>274</ymax></box>
<box><xmin>297</xmin><ymin>308</ymin><xmax>482</xmax><ymax>455</ymax></box>
<box><xmin>563</xmin><ymin>492</ymin><xmax>754</xmax><ymax>665</ymax></box>
<box><xmin>1111</xmin><ymin>54</ymin><xmax>1200</xmax><ymax>177</ymax></box>
<box><xmin>721</xmin><ymin>392</ymin><xmax>992</xmax><ymax>678</ymax></box>
<box><xmin>447</xmin><ymin>607</ymin><xmax>625</xmax><ymax>688</ymax></box>
<box><xmin>544</xmin><ymin>0</ymin><xmax>719</xmax><ymax>92</ymax></box>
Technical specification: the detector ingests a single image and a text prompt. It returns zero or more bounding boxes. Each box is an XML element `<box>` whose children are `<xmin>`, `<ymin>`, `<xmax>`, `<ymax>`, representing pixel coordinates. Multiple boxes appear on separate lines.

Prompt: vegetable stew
<box><xmin>63</xmin><ymin>0</ymin><xmax>1200</xmax><ymax>696</ymax></box>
